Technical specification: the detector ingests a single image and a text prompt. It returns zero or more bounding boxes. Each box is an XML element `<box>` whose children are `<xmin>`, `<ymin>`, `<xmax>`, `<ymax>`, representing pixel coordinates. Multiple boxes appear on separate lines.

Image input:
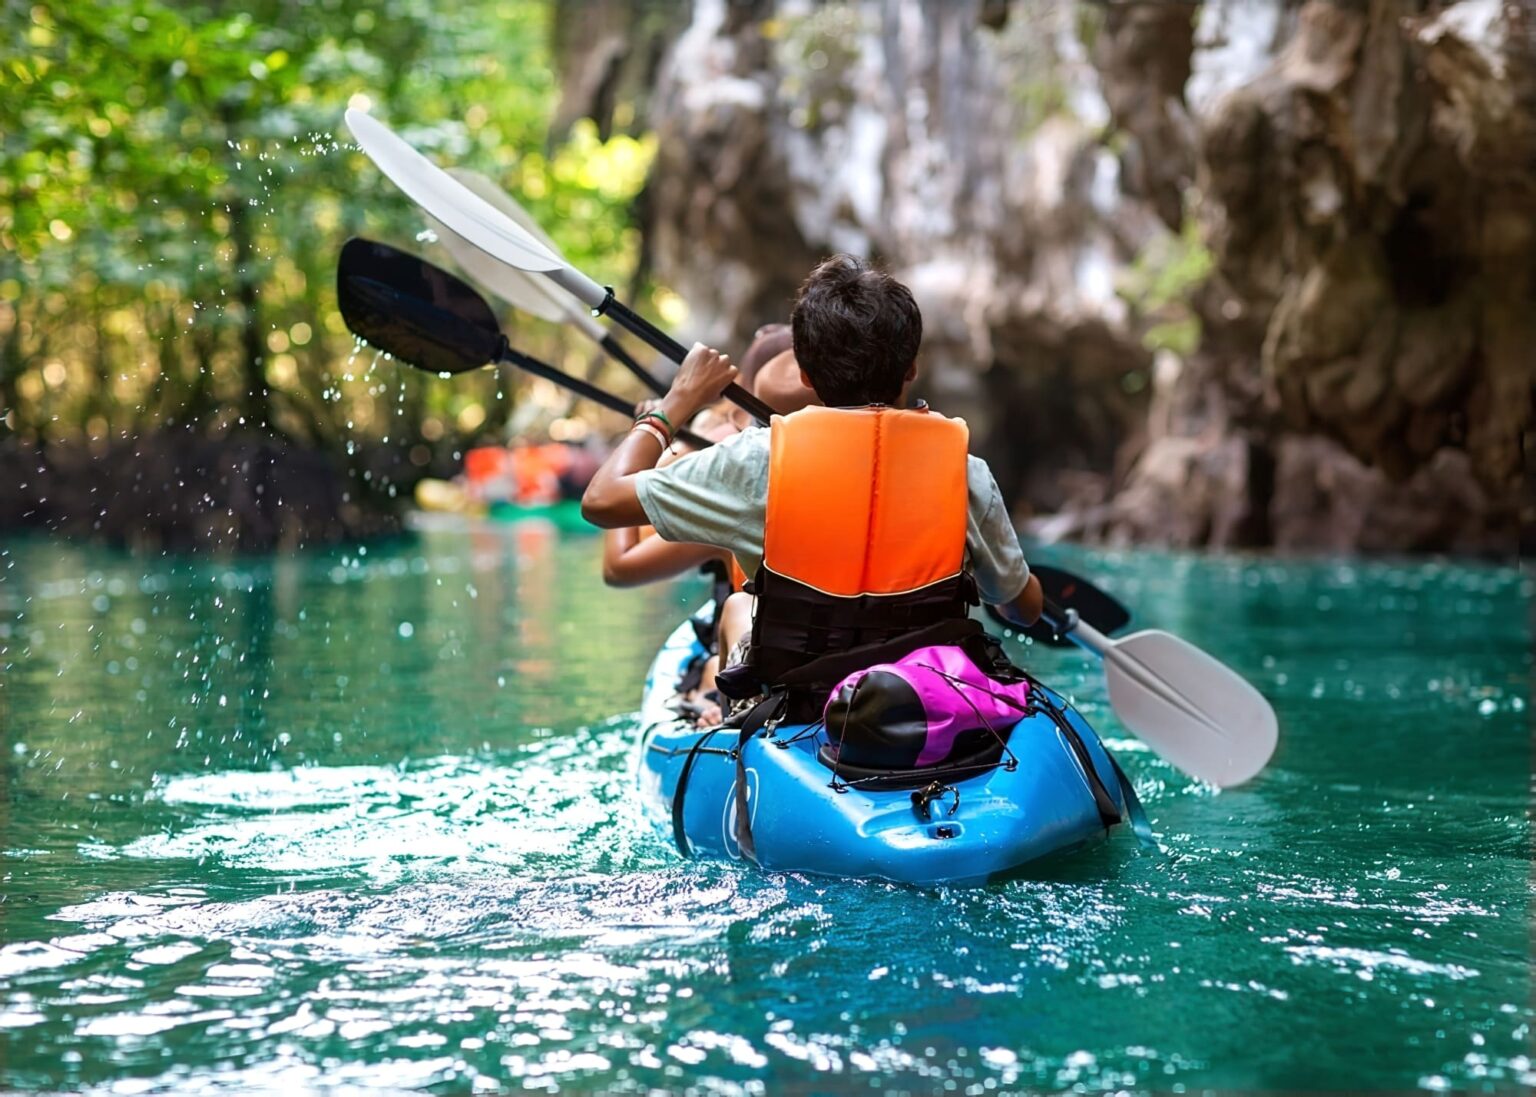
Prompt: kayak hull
<box><xmin>636</xmin><ymin>612</ymin><xmax>1131</xmax><ymax>886</ymax></box>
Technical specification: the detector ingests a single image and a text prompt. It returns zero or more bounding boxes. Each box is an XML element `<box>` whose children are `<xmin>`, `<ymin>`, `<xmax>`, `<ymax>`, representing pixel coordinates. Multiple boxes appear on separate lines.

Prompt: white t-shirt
<box><xmin>634</xmin><ymin>426</ymin><xmax>1030</xmax><ymax>605</ymax></box>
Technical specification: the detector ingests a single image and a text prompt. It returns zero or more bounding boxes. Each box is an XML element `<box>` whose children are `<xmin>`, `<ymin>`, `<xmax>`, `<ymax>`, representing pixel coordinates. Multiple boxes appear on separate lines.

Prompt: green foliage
<box><xmin>0</xmin><ymin>0</ymin><xmax>655</xmax><ymax>475</ymax></box>
<box><xmin>1120</xmin><ymin>216</ymin><xmax>1213</xmax><ymax>356</ymax></box>
<box><xmin>1141</xmin><ymin>316</ymin><xmax>1202</xmax><ymax>357</ymax></box>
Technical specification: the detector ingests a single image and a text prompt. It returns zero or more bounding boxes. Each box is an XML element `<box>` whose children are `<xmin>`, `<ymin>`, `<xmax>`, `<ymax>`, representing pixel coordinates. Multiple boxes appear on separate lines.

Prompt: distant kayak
<box><xmin>486</xmin><ymin>499</ymin><xmax>591</xmax><ymax>531</ymax></box>
<box><xmin>413</xmin><ymin>477</ymin><xmax>594</xmax><ymax>533</ymax></box>
<box><xmin>636</xmin><ymin>608</ymin><xmax>1142</xmax><ymax>886</ymax></box>
<box><xmin>405</xmin><ymin>500</ymin><xmax>593</xmax><ymax>535</ymax></box>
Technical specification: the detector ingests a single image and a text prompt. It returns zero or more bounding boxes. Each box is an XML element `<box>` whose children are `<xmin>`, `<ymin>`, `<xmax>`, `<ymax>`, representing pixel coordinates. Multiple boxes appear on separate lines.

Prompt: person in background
<box><xmin>600</xmin><ymin>324</ymin><xmax>799</xmax><ymax>589</ymax></box>
<box><xmin>599</xmin><ymin>415</ymin><xmax>735</xmax><ymax>588</ymax></box>
<box><xmin>717</xmin><ymin>323</ymin><xmax>791</xmax><ymax>431</ymax></box>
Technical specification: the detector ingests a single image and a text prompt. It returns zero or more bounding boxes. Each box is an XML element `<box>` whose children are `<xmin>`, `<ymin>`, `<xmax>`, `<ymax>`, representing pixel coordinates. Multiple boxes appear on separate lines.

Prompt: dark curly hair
<box><xmin>790</xmin><ymin>255</ymin><xmax>922</xmax><ymax>407</ymax></box>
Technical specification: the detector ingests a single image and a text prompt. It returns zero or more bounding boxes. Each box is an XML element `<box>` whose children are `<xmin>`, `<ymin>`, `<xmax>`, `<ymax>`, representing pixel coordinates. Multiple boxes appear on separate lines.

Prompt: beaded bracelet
<box><xmin>635</xmin><ymin>407</ymin><xmax>675</xmax><ymax>434</ymax></box>
<box><xmin>634</xmin><ymin>410</ymin><xmax>675</xmax><ymax>443</ymax></box>
<box><xmin>635</xmin><ymin>412</ymin><xmax>673</xmax><ymax>441</ymax></box>
<box><xmin>631</xmin><ymin>421</ymin><xmax>670</xmax><ymax>450</ymax></box>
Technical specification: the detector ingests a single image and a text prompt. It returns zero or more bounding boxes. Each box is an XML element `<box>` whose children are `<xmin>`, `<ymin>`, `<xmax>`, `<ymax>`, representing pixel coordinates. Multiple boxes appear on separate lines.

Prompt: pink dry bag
<box><xmin>822</xmin><ymin>644</ymin><xmax>1030</xmax><ymax>770</ymax></box>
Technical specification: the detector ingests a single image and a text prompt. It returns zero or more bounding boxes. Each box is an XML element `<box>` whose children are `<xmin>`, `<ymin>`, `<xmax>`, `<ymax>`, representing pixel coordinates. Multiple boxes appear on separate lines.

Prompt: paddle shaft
<box><xmin>495</xmin><ymin>264</ymin><xmax>771</xmax><ymax>421</ymax></box>
<box><xmin>496</xmin><ymin>339</ymin><xmax>709</xmax><ymax>449</ymax></box>
<box><xmin>1040</xmin><ymin>597</ymin><xmax>1079</xmax><ymax>640</ymax></box>
<box><xmin>427</xmin><ymin>221</ymin><xmax>671</xmax><ymax>402</ymax></box>
<box><xmin>596</xmin><ymin>294</ymin><xmax>777</xmax><ymax>423</ymax></box>
<box><xmin>599</xmin><ymin>333</ymin><xmax>668</xmax><ymax>398</ymax></box>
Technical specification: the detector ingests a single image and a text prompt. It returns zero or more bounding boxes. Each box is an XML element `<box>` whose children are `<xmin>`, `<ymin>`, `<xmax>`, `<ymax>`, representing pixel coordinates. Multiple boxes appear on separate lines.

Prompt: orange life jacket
<box><xmin>740</xmin><ymin>405</ymin><xmax>979</xmax><ymax>693</ymax></box>
<box><xmin>763</xmin><ymin>405</ymin><xmax>969</xmax><ymax>594</ymax></box>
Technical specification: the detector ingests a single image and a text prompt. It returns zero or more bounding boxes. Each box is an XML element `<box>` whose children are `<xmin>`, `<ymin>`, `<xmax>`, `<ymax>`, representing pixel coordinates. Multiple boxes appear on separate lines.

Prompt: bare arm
<box><xmin>581</xmin><ymin>343</ymin><xmax>739</xmax><ymax>529</ymax></box>
<box><xmin>578</xmin><ymin>428</ymin><xmax>669</xmax><ymax>529</ymax></box>
<box><xmin>994</xmin><ymin>573</ymin><xmax>1044</xmax><ymax>627</ymax></box>
<box><xmin>602</xmin><ymin>527</ymin><xmax>725</xmax><ymax>588</ymax></box>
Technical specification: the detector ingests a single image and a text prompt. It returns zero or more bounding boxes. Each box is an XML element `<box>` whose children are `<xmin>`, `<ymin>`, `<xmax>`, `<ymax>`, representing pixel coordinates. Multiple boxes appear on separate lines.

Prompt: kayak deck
<box><xmin>636</xmin><ymin>610</ymin><xmax>1133</xmax><ymax>886</ymax></box>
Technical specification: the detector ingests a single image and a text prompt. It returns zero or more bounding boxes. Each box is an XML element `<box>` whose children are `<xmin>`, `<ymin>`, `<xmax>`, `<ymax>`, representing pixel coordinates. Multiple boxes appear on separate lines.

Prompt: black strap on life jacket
<box><xmin>772</xmin><ymin>615</ymin><xmax>984</xmax><ymax>691</ymax></box>
<box><xmin>751</xmin><ymin>568</ymin><xmax>978</xmax><ymax>675</ymax></box>
<box><xmin>725</xmin><ymin>569</ymin><xmax>979</xmax><ymax>703</ymax></box>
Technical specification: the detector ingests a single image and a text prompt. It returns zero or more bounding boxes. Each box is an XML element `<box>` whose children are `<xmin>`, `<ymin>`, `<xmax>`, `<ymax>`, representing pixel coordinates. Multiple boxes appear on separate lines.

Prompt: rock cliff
<box><xmin>558</xmin><ymin>0</ymin><xmax>1533</xmax><ymax>555</ymax></box>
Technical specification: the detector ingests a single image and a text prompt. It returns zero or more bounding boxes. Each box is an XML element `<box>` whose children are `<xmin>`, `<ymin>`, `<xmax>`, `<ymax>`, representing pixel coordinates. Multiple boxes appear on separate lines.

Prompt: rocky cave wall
<box><xmin>557</xmin><ymin>0</ymin><xmax>1534</xmax><ymax>555</ymax></box>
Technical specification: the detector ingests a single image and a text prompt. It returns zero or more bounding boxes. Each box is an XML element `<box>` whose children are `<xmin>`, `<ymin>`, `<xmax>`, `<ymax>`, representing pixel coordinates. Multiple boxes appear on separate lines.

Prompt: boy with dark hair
<box><xmin>789</xmin><ymin>254</ymin><xmax>921</xmax><ymax>406</ymax></box>
<box><xmin>583</xmin><ymin>255</ymin><xmax>1042</xmax><ymax>694</ymax></box>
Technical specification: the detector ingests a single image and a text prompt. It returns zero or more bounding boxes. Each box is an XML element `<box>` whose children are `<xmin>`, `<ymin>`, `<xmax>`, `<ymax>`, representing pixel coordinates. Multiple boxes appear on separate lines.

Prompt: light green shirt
<box><xmin>635</xmin><ymin>426</ymin><xmax>1030</xmax><ymax>604</ymax></box>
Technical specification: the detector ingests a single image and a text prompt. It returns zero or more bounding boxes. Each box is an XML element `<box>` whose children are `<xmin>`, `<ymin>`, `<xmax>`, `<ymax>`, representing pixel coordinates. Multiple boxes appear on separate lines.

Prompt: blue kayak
<box><xmin>636</xmin><ymin>610</ymin><xmax>1144</xmax><ymax>886</ymax></box>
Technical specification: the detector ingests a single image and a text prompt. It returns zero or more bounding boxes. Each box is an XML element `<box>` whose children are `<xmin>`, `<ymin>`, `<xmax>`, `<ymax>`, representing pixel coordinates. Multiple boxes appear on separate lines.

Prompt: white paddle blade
<box><xmin>439</xmin><ymin>170</ymin><xmax>609</xmax><ymax>340</ymax></box>
<box><xmin>449</xmin><ymin>168</ymin><xmax>564</xmax><ymax>255</ymax></box>
<box><xmin>345</xmin><ymin>109</ymin><xmax>576</xmax><ymax>282</ymax></box>
<box><xmin>1102</xmin><ymin>629</ymin><xmax>1278</xmax><ymax>787</ymax></box>
<box><xmin>428</xmin><ymin>213</ymin><xmax>568</xmax><ymax>323</ymax></box>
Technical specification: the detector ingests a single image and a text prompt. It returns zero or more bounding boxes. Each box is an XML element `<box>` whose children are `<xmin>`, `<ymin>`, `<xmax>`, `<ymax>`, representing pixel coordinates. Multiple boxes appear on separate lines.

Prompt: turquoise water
<box><xmin>1</xmin><ymin>525</ymin><xmax>1530</xmax><ymax>1093</ymax></box>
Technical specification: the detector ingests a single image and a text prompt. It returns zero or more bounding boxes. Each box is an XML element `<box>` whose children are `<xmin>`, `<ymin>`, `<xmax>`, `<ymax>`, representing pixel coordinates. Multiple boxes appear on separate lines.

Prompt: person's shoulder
<box><xmin>965</xmin><ymin>452</ymin><xmax>1001</xmax><ymax>485</ymax></box>
<box><xmin>728</xmin><ymin>424</ymin><xmax>770</xmax><ymax>443</ymax></box>
<box><xmin>665</xmin><ymin>425</ymin><xmax>768</xmax><ymax>483</ymax></box>
<box><xmin>717</xmin><ymin>425</ymin><xmax>770</xmax><ymax>454</ymax></box>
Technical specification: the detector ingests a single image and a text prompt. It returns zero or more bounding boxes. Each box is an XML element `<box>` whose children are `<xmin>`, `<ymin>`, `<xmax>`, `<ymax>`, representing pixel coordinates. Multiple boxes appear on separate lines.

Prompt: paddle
<box><xmin>344</xmin><ymin>108</ymin><xmax>776</xmax><ymax>423</ymax></box>
<box><xmin>428</xmin><ymin>167</ymin><xmax>669</xmax><ymax>398</ymax></box>
<box><xmin>336</xmin><ymin>237</ymin><xmax>711</xmax><ymax>448</ymax></box>
<box><xmin>998</xmin><ymin>583</ymin><xmax>1278</xmax><ymax>788</ymax></box>
<box><xmin>985</xmin><ymin>564</ymin><xmax>1131</xmax><ymax>647</ymax></box>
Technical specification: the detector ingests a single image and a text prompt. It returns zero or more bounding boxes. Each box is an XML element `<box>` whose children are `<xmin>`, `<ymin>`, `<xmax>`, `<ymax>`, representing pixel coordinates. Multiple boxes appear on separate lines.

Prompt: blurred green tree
<box><xmin>0</xmin><ymin>0</ymin><xmax>654</xmax><ymax>487</ymax></box>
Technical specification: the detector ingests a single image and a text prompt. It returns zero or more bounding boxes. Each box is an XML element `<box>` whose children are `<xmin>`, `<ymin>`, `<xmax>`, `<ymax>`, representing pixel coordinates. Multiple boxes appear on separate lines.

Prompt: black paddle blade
<box><xmin>986</xmin><ymin>564</ymin><xmax>1132</xmax><ymax>647</ymax></box>
<box><xmin>336</xmin><ymin>237</ymin><xmax>503</xmax><ymax>375</ymax></box>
